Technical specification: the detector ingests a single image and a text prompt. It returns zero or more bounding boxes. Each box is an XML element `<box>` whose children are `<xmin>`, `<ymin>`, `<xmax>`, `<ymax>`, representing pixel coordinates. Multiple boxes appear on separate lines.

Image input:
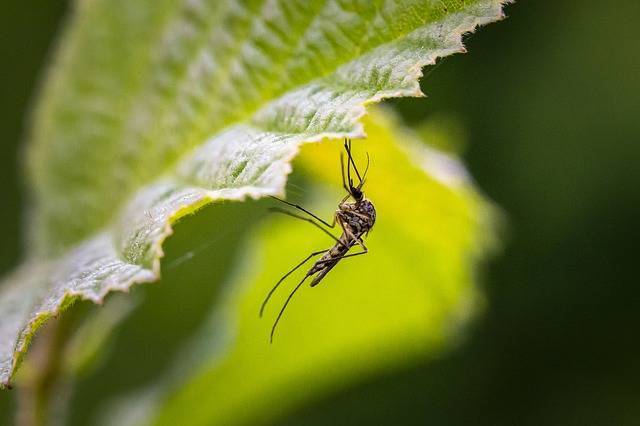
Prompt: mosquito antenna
<box><xmin>356</xmin><ymin>153</ymin><xmax>370</xmax><ymax>190</ymax></box>
<box><xmin>270</xmin><ymin>273</ymin><xmax>311</xmax><ymax>343</ymax></box>
<box><xmin>260</xmin><ymin>248</ymin><xmax>327</xmax><ymax>317</ymax></box>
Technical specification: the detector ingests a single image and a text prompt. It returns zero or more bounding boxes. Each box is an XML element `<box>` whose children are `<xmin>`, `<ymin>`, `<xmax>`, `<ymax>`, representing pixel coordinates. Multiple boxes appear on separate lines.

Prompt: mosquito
<box><xmin>260</xmin><ymin>139</ymin><xmax>376</xmax><ymax>343</ymax></box>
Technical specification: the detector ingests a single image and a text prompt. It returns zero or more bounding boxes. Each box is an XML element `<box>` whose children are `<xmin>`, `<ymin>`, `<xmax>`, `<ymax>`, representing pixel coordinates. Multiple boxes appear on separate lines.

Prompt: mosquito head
<box><xmin>350</xmin><ymin>185</ymin><xmax>363</xmax><ymax>202</ymax></box>
<box><xmin>341</xmin><ymin>139</ymin><xmax>369</xmax><ymax>203</ymax></box>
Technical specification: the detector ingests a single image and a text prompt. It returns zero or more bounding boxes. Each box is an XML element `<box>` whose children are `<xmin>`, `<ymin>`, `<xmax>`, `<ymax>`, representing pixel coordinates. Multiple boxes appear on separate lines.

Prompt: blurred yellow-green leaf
<box><xmin>93</xmin><ymin>110</ymin><xmax>497</xmax><ymax>426</ymax></box>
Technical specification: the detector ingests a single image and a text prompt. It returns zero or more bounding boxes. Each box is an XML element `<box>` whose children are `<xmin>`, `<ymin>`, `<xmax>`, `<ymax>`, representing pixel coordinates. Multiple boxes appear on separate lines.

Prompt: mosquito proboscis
<box><xmin>260</xmin><ymin>139</ymin><xmax>376</xmax><ymax>343</ymax></box>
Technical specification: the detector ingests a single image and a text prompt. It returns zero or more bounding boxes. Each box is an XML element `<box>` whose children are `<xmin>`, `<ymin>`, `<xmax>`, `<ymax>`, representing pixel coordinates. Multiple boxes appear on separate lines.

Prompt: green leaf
<box><xmin>0</xmin><ymin>0</ymin><xmax>506</xmax><ymax>388</ymax></box>
<box><xmin>95</xmin><ymin>110</ymin><xmax>497</xmax><ymax>426</ymax></box>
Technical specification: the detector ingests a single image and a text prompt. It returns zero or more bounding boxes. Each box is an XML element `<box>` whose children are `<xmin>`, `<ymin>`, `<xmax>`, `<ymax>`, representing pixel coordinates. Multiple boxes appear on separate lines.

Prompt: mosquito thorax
<box><xmin>357</xmin><ymin>198</ymin><xmax>376</xmax><ymax>225</ymax></box>
<box><xmin>339</xmin><ymin>197</ymin><xmax>376</xmax><ymax>232</ymax></box>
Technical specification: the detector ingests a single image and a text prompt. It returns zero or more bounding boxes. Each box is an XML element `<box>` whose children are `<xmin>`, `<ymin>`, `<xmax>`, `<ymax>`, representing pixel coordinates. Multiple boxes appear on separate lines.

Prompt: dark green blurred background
<box><xmin>1</xmin><ymin>1</ymin><xmax>639</xmax><ymax>425</ymax></box>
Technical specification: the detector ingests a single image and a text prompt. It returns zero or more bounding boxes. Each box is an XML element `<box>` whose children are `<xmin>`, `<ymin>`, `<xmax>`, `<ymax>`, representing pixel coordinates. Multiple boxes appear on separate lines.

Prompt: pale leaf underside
<box><xmin>0</xmin><ymin>0</ymin><xmax>506</xmax><ymax>388</ymax></box>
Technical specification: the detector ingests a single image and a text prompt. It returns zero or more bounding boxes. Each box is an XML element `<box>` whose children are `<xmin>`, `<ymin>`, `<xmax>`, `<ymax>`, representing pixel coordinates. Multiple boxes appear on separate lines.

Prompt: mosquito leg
<box><xmin>344</xmin><ymin>139</ymin><xmax>363</xmax><ymax>183</ymax></box>
<box><xmin>347</xmin><ymin>232</ymin><xmax>367</xmax><ymax>251</ymax></box>
<box><xmin>309</xmin><ymin>247</ymin><xmax>369</xmax><ymax>287</ymax></box>
<box><xmin>312</xmin><ymin>247</ymin><xmax>368</xmax><ymax>270</ymax></box>
<box><xmin>338</xmin><ymin>217</ymin><xmax>367</xmax><ymax>251</ymax></box>
<box><xmin>316</xmin><ymin>248</ymin><xmax>368</xmax><ymax>266</ymax></box>
<box><xmin>269</xmin><ymin>208</ymin><xmax>346</xmax><ymax>247</ymax></box>
<box><xmin>259</xmin><ymin>248</ymin><xmax>328</xmax><ymax>317</ymax></box>
<box><xmin>338</xmin><ymin>193</ymin><xmax>350</xmax><ymax>209</ymax></box>
<box><xmin>340</xmin><ymin>153</ymin><xmax>351</xmax><ymax>195</ymax></box>
<box><xmin>346</xmin><ymin>142</ymin><xmax>353</xmax><ymax>188</ymax></box>
<box><xmin>269</xmin><ymin>196</ymin><xmax>336</xmax><ymax>228</ymax></box>
<box><xmin>355</xmin><ymin>239</ymin><xmax>368</xmax><ymax>251</ymax></box>
<box><xmin>270</xmin><ymin>273</ymin><xmax>312</xmax><ymax>343</ymax></box>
